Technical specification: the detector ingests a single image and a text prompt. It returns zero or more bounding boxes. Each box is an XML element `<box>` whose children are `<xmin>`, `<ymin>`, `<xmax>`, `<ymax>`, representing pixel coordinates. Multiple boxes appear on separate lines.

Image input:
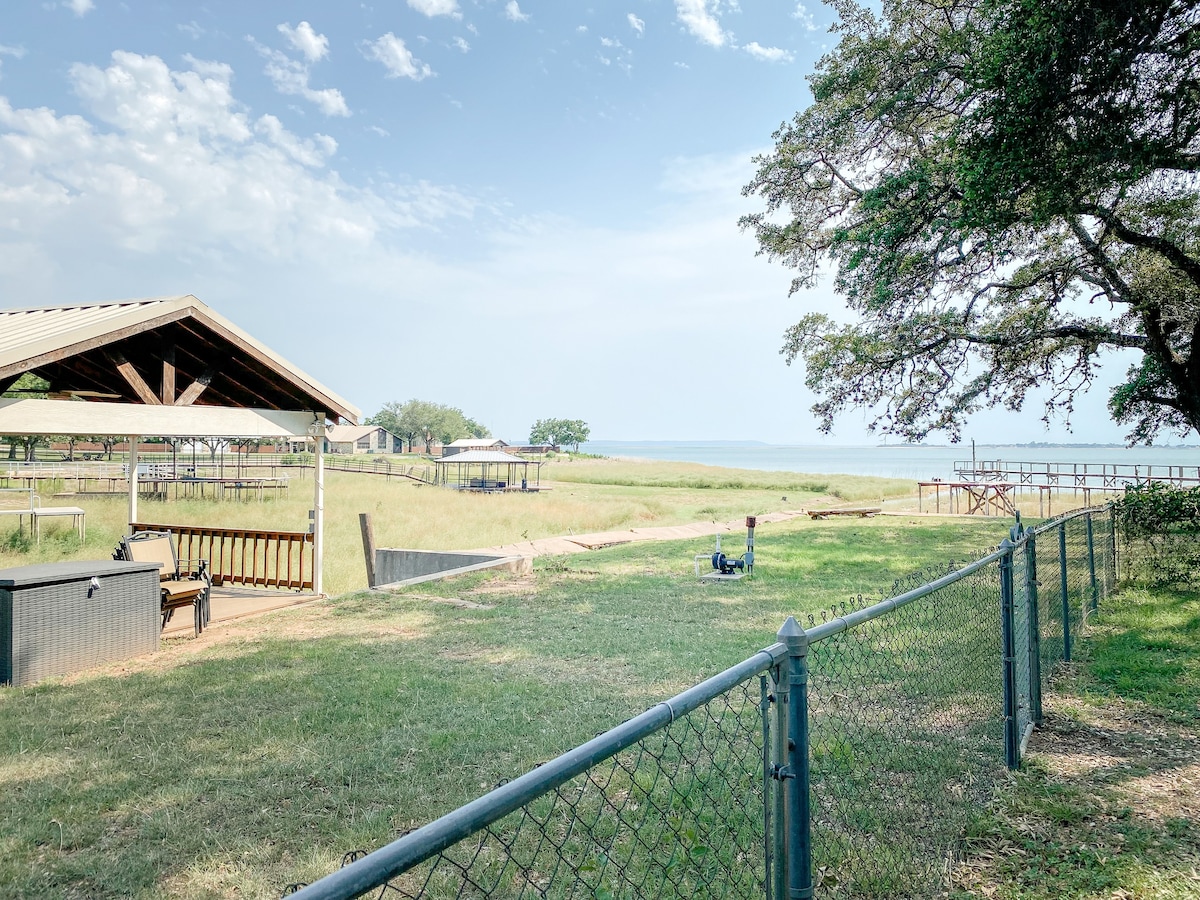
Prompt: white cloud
<box><xmin>600</xmin><ymin>37</ymin><xmax>621</xmax><ymax>48</ymax></box>
<box><xmin>278</xmin><ymin>21</ymin><xmax>329</xmax><ymax>63</ymax></box>
<box><xmin>628</xmin><ymin>14</ymin><xmax>645</xmax><ymax>35</ymax></box>
<box><xmin>675</xmin><ymin>0</ymin><xmax>729</xmax><ymax>47</ymax></box>
<box><xmin>0</xmin><ymin>44</ymin><xmax>26</xmax><ymax>78</ymax></box>
<box><xmin>253</xmin><ymin>40</ymin><xmax>350</xmax><ymax>116</ymax></box>
<box><xmin>505</xmin><ymin>2</ymin><xmax>530</xmax><ymax>23</ymax></box>
<box><xmin>576</xmin><ymin>25</ymin><xmax>589</xmax><ymax>34</ymax></box>
<box><xmin>743</xmin><ymin>42</ymin><xmax>793</xmax><ymax>63</ymax></box>
<box><xmin>178</xmin><ymin>21</ymin><xmax>206</xmax><ymax>40</ymax></box>
<box><xmin>65</xmin><ymin>0</ymin><xmax>94</xmax><ymax>16</ymax></box>
<box><xmin>0</xmin><ymin>51</ymin><xmax>473</xmax><ymax>265</ymax></box>
<box><xmin>452</xmin><ymin>36</ymin><xmax>471</xmax><ymax>53</ymax></box>
<box><xmin>407</xmin><ymin>0</ymin><xmax>461</xmax><ymax>17</ymax></box>
<box><xmin>367</xmin><ymin>124</ymin><xmax>390</xmax><ymax>137</ymax></box>
<box><xmin>792</xmin><ymin>2</ymin><xmax>819</xmax><ymax>31</ymax></box>
<box><xmin>362</xmin><ymin>33</ymin><xmax>434</xmax><ymax>81</ymax></box>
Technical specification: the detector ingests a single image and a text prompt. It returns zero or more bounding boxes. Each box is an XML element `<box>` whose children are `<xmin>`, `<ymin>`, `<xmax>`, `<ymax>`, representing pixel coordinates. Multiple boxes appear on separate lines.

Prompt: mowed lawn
<box><xmin>0</xmin><ymin>516</ymin><xmax>1007</xmax><ymax>899</ymax></box>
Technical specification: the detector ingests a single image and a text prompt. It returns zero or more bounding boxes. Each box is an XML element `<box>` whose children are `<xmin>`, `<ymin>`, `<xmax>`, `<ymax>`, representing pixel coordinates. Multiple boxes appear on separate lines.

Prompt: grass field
<box><xmin>1</xmin><ymin>459</ymin><xmax>1186</xmax><ymax>898</ymax></box>
<box><xmin>0</xmin><ymin>459</ymin><xmax>917</xmax><ymax>596</ymax></box>
<box><xmin>0</xmin><ymin>515</ymin><xmax>1009</xmax><ymax>898</ymax></box>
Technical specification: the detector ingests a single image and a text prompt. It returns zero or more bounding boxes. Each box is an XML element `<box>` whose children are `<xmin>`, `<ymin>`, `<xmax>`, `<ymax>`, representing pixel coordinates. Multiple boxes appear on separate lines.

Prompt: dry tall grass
<box><xmin>2</xmin><ymin>462</ymin><xmax>909</xmax><ymax>595</ymax></box>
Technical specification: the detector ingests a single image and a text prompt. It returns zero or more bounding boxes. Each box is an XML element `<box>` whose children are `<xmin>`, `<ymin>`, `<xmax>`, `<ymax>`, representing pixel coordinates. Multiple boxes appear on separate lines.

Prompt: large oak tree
<box><xmin>742</xmin><ymin>0</ymin><xmax>1200</xmax><ymax>443</ymax></box>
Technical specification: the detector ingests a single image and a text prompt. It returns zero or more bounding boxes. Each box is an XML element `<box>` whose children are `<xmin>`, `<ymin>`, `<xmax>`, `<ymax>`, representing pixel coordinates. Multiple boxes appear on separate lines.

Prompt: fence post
<box><xmin>1086</xmin><ymin>513</ymin><xmax>1099</xmax><ymax>613</ymax></box>
<box><xmin>778</xmin><ymin>616</ymin><xmax>813</xmax><ymax>900</ymax></box>
<box><xmin>999</xmin><ymin>539</ymin><xmax>1020</xmax><ymax>770</ymax></box>
<box><xmin>1024</xmin><ymin>532</ymin><xmax>1043</xmax><ymax>725</ymax></box>
<box><xmin>771</xmin><ymin>655</ymin><xmax>789</xmax><ymax>900</ymax></box>
<box><xmin>1058</xmin><ymin>522</ymin><xmax>1071</xmax><ymax>663</ymax></box>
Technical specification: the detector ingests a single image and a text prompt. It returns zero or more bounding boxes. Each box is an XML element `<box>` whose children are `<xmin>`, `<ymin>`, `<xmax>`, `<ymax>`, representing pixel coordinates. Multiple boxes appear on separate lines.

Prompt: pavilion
<box><xmin>0</xmin><ymin>295</ymin><xmax>360</xmax><ymax>596</ymax></box>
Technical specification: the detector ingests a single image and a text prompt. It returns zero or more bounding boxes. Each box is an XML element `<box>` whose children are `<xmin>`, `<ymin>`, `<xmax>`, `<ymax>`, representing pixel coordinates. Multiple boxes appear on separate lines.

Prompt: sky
<box><xmin>0</xmin><ymin>0</ymin><xmax>1150</xmax><ymax>445</ymax></box>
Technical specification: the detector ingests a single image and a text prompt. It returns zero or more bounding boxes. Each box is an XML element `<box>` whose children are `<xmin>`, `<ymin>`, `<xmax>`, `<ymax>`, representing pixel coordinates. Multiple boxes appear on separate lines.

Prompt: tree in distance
<box><xmin>742</xmin><ymin>0</ymin><xmax>1200</xmax><ymax>444</ymax></box>
<box><xmin>370</xmin><ymin>400</ymin><xmax>490</xmax><ymax>454</ymax></box>
<box><xmin>529</xmin><ymin>418</ymin><xmax>591</xmax><ymax>452</ymax></box>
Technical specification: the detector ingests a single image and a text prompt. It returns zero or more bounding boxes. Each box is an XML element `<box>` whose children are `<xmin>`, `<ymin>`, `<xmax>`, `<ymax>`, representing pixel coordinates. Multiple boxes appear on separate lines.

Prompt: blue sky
<box><xmin>0</xmin><ymin>1</ymin><xmax>1141</xmax><ymax>444</ymax></box>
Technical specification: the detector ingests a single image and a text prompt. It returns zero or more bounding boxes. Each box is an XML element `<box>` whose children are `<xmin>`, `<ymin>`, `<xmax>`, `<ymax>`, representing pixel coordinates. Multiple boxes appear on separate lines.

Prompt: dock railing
<box><xmin>282</xmin><ymin>505</ymin><xmax>1117</xmax><ymax>899</ymax></box>
<box><xmin>132</xmin><ymin>522</ymin><xmax>314</xmax><ymax>591</ymax></box>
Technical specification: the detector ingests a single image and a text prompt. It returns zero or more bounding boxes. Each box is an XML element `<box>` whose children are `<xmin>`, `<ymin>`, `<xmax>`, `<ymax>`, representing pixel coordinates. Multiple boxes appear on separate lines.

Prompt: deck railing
<box><xmin>133</xmin><ymin>522</ymin><xmax>314</xmax><ymax>590</ymax></box>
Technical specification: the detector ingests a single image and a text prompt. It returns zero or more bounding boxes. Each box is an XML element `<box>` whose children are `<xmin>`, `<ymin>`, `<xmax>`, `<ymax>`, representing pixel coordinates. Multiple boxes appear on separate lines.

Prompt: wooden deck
<box><xmin>161</xmin><ymin>585</ymin><xmax>320</xmax><ymax>637</ymax></box>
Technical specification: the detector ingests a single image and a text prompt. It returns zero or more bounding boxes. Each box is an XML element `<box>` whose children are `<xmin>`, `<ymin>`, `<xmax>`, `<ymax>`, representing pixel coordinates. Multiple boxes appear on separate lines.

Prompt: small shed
<box><xmin>325</xmin><ymin>424</ymin><xmax>401</xmax><ymax>454</ymax></box>
<box><xmin>442</xmin><ymin>438</ymin><xmax>508</xmax><ymax>457</ymax></box>
<box><xmin>434</xmin><ymin>450</ymin><xmax>542</xmax><ymax>491</ymax></box>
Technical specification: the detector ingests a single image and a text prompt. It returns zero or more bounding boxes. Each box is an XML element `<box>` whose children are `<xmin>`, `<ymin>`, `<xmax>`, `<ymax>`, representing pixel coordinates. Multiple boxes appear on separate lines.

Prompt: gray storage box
<box><xmin>0</xmin><ymin>560</ymin><xmax>162</xmax><ymax>686</ymax></box>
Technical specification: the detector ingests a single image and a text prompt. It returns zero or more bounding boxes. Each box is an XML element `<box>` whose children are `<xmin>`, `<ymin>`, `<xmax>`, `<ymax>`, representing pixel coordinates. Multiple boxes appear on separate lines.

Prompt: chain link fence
<box><xmin>285</xmin><ymin>506</ymin><xmax>1117</xmax><ymax>900</ymax></box>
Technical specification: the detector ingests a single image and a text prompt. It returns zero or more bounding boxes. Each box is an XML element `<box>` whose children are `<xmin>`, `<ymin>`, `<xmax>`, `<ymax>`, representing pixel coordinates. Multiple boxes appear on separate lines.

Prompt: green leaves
<box><xmin>743</xmin><ymin>0</ymin><xmax>1200</xmax><ymax>442</ymax></box>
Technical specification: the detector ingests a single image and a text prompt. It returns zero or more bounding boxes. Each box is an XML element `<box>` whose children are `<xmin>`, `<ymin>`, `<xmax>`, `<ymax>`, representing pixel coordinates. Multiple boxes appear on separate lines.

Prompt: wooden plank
<box><xmin>160</xmin><ymin>343</ymin><xmax>176</xmax><ymax>405</ymax></box>
<box><xmin>0</xmin><ymin>398</ymin><xmax>315</xmax><ymax>437</ymax></box>
<box><xmin>175</xmin><ymin>365</ymin><xmax>217</xmax><ymax>406</ymax></box>
<box><xmin>359</xmin><ymin>513</ymin><xmax>377</xmax><ymax>588</ymax></box>
<box><xmin>108</xmin><ymin>351</ymin><xmax>161</xmax><ymax>405</ymax></box>
<box><xmin>807</xmin><ymin>507</ymin><xmax>882</xmax><ymax>519</ymax></box>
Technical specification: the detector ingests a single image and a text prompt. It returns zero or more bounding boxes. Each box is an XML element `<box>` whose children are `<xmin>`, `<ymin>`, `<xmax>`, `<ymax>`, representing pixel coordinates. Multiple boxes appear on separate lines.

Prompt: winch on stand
<box><xmin>695</xmin><ymin>516</ymin><xmax>756</xmax><ymax>582</ymax></box>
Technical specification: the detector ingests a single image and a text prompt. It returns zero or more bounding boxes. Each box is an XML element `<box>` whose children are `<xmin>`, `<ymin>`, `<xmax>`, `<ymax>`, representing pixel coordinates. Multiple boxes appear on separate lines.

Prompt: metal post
<box><xmin>771</xmin><ymin>659</ymin><xmax>789</xmax><ymax>900</ymax></box>
<box><xmin>778</xmin><ymin>616</ymin><xmax>813</xmax><ymax>900</ymax></box>
<box><xmin>313</xmin><ymin>423</ymin><xmax>325</xmax><ymax>597</ymax></box>
<box><xmin>760</xmin><ymin>675</ymin><xmax>774</xmax><ymax>900</ymax></box>
<box><xmin>1059</xmin><ymin>522</ymin><xmax>1071</xmax><ymax>662</ymax></box>
<box><xmin>1085</xmin><ymin>513</ymin><xmax>1098</xmax><ymax>612</ymax></box>
<box><xmin>127</xmin><ymin>434</ymin><xmax>140</xmax><ymax>529</ymax></box>
<box><xmin>999</xmin><ymin>539</ymin><xmax>1020</xmax><ymax>770</ymax></box>
<box><xmin>1024</xmin><ymin>533</ymin><xmax>1043</xmax><ymax>725</ymax></box>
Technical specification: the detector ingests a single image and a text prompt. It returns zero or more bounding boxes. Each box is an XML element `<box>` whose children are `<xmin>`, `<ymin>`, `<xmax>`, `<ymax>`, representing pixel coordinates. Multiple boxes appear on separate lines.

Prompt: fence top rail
<box><xmin>132</xmin><ymin>522</ymin><xmax>311</xmax><ymax>541</ymax></box>
<box><xmin>288</xmin><ymin>641</ymin><xmax>785</xmax><ymax>900</ymax></box>
<box><xmin>807</xmin><ymin>547</ymin><xmax>1007</xmax><ymax>644</ymax></box>
<box><xmin>1028</xmin><ymin>503</ymin><xmax>1111</xmax><ymax>539</ymax></box>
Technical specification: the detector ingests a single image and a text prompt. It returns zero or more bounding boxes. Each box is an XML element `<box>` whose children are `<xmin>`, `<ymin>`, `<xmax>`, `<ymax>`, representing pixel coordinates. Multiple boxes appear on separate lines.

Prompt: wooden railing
<box><xmin>132</xmin><ymin>522</ymin><xmax>313</xmax><ymax>590</ymax></box>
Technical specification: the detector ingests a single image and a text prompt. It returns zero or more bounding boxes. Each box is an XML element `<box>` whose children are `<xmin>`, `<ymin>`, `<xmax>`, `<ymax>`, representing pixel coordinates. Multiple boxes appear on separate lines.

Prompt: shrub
<box><xmin>1112</xmin><ymin>483</ymin><xmax>1200</xmax><ymax>587</ymax></box>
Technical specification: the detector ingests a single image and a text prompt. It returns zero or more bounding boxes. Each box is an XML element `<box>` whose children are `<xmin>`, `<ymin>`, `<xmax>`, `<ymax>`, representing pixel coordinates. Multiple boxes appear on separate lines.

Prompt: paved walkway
<box><xmin>469</xmin><ymin>510</ymin><xmax>809</xmax><ymax>558</ymax></box>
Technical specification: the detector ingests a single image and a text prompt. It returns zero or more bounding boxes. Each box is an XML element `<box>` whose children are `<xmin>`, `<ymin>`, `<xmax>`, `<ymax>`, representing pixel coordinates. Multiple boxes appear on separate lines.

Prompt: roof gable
<box><xmin>0</xmin><ymin>295</ymin><xmax>359</xmax><ymax>423</ymax></box>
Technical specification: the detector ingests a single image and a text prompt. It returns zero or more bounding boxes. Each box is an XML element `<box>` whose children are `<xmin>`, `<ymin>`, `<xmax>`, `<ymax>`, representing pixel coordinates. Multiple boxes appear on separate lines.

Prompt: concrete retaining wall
<box><xmin>374</xmin><ymin>549</ymin><xmax>530</xmax><ymax>589</ymax></box>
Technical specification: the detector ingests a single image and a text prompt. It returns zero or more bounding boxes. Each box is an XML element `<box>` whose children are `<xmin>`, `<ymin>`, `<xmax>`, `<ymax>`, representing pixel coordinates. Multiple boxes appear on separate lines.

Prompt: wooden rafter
<box><xmin>108</xmin><ymin>350</ymin><xmax>161</xmax><ymax>405</ymax></box>
<box><xmin>161</xmin><ymin>342</ymin><xmax>176</xmax><ymax>405</ymax></box>
<box><xmin>175</xmin><ymin>365</ymin><xmax>217</xmax><ymax>406</ymax></box>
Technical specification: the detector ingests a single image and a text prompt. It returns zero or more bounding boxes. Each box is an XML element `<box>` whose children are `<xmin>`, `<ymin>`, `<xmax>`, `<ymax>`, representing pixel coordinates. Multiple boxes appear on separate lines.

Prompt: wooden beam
<box><xmin>160</xmin><ymin>343</ymin><xmax>176</xmax><ymax>405</ymax></box>
<box><xmin>175</xmin><ymin>365</ymin><xmax>217</xmax><ymax>406</ymax></box>
<box><xmin>0</xmin><ymin>374</ymin><xmax>20</xmax><ymax>396</ymax></box>
<box><xmin>108</xmin><ymin>350</ymin><xmax>161</xmax><ymax>405</ymax></box>
<box><xmin>0</xmin><ymin>398</ymin><xmax>316</xmax><ymax>437</ymax></box>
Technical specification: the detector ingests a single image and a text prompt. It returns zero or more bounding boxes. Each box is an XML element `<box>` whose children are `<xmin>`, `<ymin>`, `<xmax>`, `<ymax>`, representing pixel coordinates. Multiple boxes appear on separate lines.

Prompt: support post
<box><xmin>1024</xmin><ymin>532</ymin><xmax>1043</xmax><ymax>725</ymax></box>
<box><xmin>778</xmin><ymin>616</ymin><xmax>813</xmax><ymax>900</ymax></box>
<box><xmin>999</xmin><ymin>539</ymin><xmax>1020</xmax><ymax>770</ymax></box>
<box><xmin>359</xmin><ymin>512</ymin><xmax>377</xmax><ymax>589</ymax></box>
<box><xmin>1059</xmin><ymin>522</ymin><xmax>1071</xmax><ymax>662</ymax></box>
<box><xmin>313</xmin><ymin>424</ymin><xmax>325</xmax><ymax>597</ymax></box>
<box><xmin>127</xmin><ymin>435</ymin><xmax>140</xmax><ymax>529</ymax></box>
<box><xmin>1086</xmin><ymin>513</ymin><xmax>1098</xmax><ymax>613</ymax></box>
<box><xmin>771</xmin><ymin>656</ymin><xmax>789</xmax><ymax>900</ymax></box>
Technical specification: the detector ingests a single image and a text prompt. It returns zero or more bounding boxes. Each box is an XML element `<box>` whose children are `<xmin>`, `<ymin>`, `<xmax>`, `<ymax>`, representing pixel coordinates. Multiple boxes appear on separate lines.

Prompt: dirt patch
<box><xmin>955</xmin><ymin>691</ymin><xmax>1200</xmax><ymax>896</ymax></box>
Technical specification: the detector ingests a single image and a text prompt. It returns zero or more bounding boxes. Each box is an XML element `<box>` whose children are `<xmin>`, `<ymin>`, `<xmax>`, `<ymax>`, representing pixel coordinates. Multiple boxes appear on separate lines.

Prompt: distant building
<box><xmin>324</xmin><ymin>424</ymin><xmax>402</xmax><ymax>455</ymax></box>
<box><xmin>442</xmin><ymin>438</ymin><xmax>508</xmax><ymax>457</ymax></box>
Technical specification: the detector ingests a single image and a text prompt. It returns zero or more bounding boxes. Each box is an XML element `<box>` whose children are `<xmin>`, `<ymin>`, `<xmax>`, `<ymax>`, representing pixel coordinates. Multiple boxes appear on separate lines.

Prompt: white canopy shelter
<box><xmin>0</xmin><ymin>295</ymin><xmax>361</xmax><ymax>595</ymax></box>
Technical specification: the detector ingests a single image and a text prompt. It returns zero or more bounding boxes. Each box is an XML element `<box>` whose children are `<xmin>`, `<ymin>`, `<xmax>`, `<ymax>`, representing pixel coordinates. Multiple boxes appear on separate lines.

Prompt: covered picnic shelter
<box><xmin>0</xmin><ymin>295</ymin><xmax>360</xmax><ymax>595</ymax></box>
<box><xmin>435</xmin><ymin>449</ymin><xmax>543</xmax><ymax>492</ymax></box>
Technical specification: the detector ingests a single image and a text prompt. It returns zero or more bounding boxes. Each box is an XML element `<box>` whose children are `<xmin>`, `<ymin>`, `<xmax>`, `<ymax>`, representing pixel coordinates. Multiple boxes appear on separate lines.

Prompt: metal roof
<box><xmin>446</xmin><ymin>438</ymin><xmax>507</xmax><ymax>448</ymax></box>
<box><xmin>0</xmin><ymin>295</ymin><xmax>359</xmax><ymax>423</ymax></box>
<box><xmin>326</xmin><ymin>424</ymin><xmax>391</xmax><ymax>443</ymax></box>
<box><xmin>435</xmin><ymin>450</ymin><xmax>534</xmax><ymax>464</ymax></box>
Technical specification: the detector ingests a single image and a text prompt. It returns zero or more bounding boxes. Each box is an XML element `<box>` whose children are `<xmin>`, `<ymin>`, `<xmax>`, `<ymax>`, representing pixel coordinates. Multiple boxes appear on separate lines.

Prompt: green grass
<box><xmin>954</xmin><ymin>585</ymin><xmax>1200</xmax><ymax>899</ymax></box>
<box><xmin>0</xmin><ymin>516</ymin><xmax>1010</xmax><ymax>898</ymax></box>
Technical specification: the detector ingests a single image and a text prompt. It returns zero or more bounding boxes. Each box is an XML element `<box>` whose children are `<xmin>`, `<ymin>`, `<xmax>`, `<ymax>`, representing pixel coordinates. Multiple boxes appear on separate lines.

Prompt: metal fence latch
<box><xmin>770</xmin><ymin>763</ymin><xmax>795</xmax><ymax>781</ymax></box>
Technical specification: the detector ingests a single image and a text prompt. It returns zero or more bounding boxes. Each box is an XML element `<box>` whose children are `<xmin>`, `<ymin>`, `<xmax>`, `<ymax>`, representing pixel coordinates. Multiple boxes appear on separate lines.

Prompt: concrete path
<box><xmin>468</xmin><ymin>510</ymin><xmax>809</xmax><ymax>558</ymax></box>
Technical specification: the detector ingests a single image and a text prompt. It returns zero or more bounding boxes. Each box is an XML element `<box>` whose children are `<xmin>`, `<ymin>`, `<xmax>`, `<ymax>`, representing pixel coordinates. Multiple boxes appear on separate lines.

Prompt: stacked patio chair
<box><xmin>115</xmin><ymin>531</ymin><xmax>211</xmax><ymax>636</ymax></box>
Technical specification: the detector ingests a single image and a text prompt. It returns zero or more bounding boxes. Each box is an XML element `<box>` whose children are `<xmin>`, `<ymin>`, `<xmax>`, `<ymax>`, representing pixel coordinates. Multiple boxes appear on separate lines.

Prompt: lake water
<box><xmin>581</xmin><ymin>441</ymin><xmax>1200</xmax><ymax>481</ymax></box>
